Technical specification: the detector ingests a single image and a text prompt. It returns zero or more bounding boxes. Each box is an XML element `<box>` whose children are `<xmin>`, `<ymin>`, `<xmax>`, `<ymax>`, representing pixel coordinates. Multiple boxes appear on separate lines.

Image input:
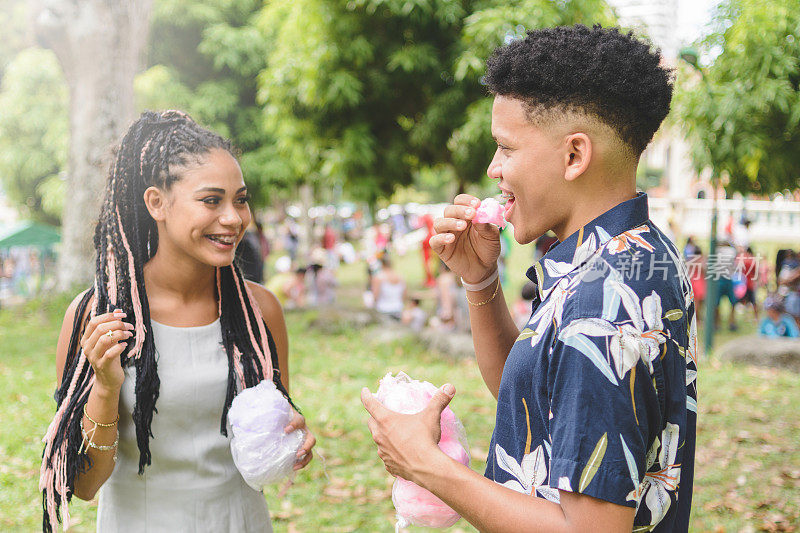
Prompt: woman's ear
<box><xmin>563</xmin><ymin>133</ymin><xmax>592</xmax><ymax>182</ymax></box>
<box><xmin>143</xmin><ymin>186</ymin><xmax>167</xmax><ymax>222</ymax></box>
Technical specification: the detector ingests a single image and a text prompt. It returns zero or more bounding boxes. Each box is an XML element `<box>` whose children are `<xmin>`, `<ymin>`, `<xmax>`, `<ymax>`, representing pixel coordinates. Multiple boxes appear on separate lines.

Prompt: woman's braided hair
<box><xmin>40</xmin><ymin>111</ymin><xmax>294</xmax><ymax>532</ymax></box>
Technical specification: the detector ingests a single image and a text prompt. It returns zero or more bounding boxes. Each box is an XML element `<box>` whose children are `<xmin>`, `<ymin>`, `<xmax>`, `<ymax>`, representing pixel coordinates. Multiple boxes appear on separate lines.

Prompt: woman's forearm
<box><xmin>73</xmin><ymin>384</ymin><xmax>120</xmax><ymax>500</ymax></box>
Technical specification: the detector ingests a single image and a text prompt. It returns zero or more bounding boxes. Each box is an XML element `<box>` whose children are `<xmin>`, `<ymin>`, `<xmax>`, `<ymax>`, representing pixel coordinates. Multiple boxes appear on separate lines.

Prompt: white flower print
<box><xmin>559</xmin><ymin>289</ymin><xmax>667</xmax><ymax>380</ymax></box>
<box><xmin>495</xmin><ymin>444</ymin><xmax>560</xmax><ymax>503</ymax></box>
<box><xmin>639</xmin><ymin>423</ymin><xmax>681</xmax><ymax>525</ymax></box>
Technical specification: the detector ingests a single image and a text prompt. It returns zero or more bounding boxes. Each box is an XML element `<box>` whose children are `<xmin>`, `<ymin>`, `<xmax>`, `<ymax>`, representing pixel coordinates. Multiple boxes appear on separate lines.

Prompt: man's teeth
<box><xmin>500</xmin><ymin>191</ymin><xmax>515</xmax><ymax>202</ymax></box>
<box><xmin>208</xmin><ymin>235</ymin><xmax>235</xmax><ymax>245</ymax></box>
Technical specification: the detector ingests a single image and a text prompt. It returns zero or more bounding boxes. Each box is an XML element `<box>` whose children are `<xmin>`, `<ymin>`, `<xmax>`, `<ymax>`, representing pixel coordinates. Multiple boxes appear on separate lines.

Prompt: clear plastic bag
<box><xmin>374</xmin><ymin>372</ymin><xmax>469</xmax><ymax>530</ymax></box>
<box><xmin>228</xmin><ymin>380</ymin><xmax>305</xmax><ymax>490</ymax></box>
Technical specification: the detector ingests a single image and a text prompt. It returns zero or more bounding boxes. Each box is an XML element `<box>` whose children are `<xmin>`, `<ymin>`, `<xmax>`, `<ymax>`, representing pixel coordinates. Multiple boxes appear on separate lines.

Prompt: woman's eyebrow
<box><xmin>195</xmin><ymin>186</ymin><xmax>248</xmax><ymax>194</ymax></box>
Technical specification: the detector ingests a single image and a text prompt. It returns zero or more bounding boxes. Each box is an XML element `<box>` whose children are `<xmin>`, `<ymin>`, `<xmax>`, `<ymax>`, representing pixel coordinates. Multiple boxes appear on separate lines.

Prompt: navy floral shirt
<box><xmin>485</xmin><ymin>193</ymin><xmax>697</xmax><ymax>531</ymax></box>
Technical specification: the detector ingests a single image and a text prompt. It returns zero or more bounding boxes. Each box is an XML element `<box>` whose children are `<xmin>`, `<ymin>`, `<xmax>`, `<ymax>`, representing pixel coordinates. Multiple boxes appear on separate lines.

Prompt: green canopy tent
<box><xmin>0</xmin><ymin>221</ymin><xmax>60</xmax><ymax>250</ymax></box>
<box><xmin>0</xmin><ymin>222</ymin><xmax>60</xmax><ymax>298</ymax></box>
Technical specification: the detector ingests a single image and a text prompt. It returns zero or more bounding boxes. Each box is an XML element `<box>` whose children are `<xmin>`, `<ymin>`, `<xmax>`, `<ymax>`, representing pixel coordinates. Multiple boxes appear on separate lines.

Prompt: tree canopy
<box><xmin>258</xmin><ymin>0</ymin><xmax>616</xmax><ymax>203</ymax></box>
<box><xmin>0</xmin><ymin>48</ymin><xmax>68</xmax><ymax>225</ymax></box>
<box><xmin>675</xmin><ymin>0</ymin><xmax>800</xmax><ymax>194</ymax></box>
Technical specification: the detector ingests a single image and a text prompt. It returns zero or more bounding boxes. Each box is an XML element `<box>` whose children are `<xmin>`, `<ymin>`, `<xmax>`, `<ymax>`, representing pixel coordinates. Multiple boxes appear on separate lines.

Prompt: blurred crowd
<box><xmin>680</xmin><ymin>214</ymin><xmax>800</xmax><ymax>339</ymax></box>
<box><xmin>0</xmin><ymin>248</ymin><xmax>56</xmax><ymax>308</ymax></box>
<box><xmin>2</xmin><ymin>204</ymin><xmax>799</xmax><ymax>344</ymax></box>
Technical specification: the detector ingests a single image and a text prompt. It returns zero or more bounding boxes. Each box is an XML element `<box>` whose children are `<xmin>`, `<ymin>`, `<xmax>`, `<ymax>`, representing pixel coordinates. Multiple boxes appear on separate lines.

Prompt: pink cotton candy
<box><xmin>374</xmin><ymin>372</ymin><xmax>469</xmax><ymax>530</ymax></box>
<box><xmin>473</xmin><ymin>197</ymin><xmax>506</xmax><ymax>228</ymax></box>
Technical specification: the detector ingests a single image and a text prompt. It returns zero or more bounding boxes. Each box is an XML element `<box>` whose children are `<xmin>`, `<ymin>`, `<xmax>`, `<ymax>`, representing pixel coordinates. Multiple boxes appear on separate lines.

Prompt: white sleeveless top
<box><xmin>96</xmin><ymin>318</ymin><xmax>272</xmax><ymax>532</ymax></box>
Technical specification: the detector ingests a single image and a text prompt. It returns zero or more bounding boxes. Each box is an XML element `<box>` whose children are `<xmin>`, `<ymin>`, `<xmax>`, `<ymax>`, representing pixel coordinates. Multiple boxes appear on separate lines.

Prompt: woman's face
<box><xmin>152</xmin><ymin>148</ymin><xmax>251</xmax><ymax>268</ymax></box>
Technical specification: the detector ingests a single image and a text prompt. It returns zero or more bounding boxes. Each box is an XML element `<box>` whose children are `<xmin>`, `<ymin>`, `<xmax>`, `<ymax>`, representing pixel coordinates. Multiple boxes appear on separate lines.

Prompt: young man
<box><xmin>362</xmin><ymin>25</ymin><xmax>697</xmax><ymax>532</ymax></box>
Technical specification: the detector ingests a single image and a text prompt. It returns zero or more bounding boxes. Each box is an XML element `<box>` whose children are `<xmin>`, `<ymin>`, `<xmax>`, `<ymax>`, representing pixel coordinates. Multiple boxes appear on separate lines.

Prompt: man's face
<box><xmin>487</xmin><ymin>96</ymin><xmax>571</xmax><ymax>245</ymax></box>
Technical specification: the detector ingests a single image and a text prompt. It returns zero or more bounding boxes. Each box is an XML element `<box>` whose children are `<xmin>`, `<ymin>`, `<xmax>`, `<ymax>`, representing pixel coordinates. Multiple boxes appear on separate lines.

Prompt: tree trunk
<box><xmin>32</xmin><ymin>0</ymin><xmax>153</xmax><ymax>291</ymax></box>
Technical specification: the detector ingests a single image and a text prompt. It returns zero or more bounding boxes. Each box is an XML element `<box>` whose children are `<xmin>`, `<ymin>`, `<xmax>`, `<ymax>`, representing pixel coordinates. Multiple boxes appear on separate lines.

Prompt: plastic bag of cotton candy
<box><xmin>228</xmin><ymin>380</ymin><xmax>305</xmax><ymax>490</ymax></box>
<box><xmin>373</xmin><ymin>372</ymin><xmax>469</xmax><ymax>530</ymax></box>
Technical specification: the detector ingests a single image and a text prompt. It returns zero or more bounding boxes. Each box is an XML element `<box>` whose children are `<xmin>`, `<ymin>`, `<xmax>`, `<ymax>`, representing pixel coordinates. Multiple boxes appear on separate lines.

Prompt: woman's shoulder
<box><xmin>64</xmin><ymin>288</ymin><xmax>94</xmax><ymax>325</ymax></box>
<box><xmin>245</xmin><ymin>280</ymin><xmax>284</xmax><ymax>322</ymax></box>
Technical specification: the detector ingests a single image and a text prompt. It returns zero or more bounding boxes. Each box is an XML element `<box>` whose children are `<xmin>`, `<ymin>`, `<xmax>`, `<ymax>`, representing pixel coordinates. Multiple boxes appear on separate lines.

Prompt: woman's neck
<box><xmin>143</xmin><ymin>249</ymin><xmax>216</xmax><ymax>304</ymax></box>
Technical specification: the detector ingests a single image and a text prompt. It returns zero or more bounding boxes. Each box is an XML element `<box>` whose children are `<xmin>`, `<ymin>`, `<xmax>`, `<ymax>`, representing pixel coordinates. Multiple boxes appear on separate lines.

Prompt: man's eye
<box><xmin>201</xmin><ymin>197</ymin><xmax>220</xmax><ymax>205</ymax></box>
<box><xmin>237</xmin><ymin>195</ymin><xmax>251</xmax><ymax>205</ymax></box>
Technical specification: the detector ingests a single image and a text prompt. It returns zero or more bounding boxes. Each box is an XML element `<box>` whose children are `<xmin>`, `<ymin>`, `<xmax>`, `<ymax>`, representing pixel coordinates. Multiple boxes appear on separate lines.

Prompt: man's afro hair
<box><xmin>485</xmin><ymin>25</ymin><xmax>673</xmax><ymax>156</ymax></box>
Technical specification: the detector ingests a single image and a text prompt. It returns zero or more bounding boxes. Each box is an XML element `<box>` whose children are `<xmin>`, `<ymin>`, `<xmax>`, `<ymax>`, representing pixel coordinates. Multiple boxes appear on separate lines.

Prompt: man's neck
<box><xmin>552</xmin><ymin>187</ymin><xmax>637</xmax><ymax>242</ymax></box>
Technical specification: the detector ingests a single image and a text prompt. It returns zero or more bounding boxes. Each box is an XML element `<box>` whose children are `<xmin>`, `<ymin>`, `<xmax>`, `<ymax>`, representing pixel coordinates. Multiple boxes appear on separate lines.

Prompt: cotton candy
<box><xmin>373</xmin><ymin>372</ymin><xmax>469</xmax><ymax>530</ymax></box>
<box><xmin>473</xmin><ymin>197</ymin><xmax>506</xmax><ymax>228</ymax></box>
<box><xmin>229</xmin><ymin>380</ymin><xmax>305</xmax><ymax>490</ymax></box>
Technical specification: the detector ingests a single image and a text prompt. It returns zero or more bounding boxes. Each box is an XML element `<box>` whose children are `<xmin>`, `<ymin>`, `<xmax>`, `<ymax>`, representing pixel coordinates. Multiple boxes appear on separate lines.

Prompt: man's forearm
<box><xmin>467</xmin><ymin>282</ymin><xmax>520</xmax><ymax>398</ymax></box>
<box><xmin>415</xmin><ymin>452</ymin><xmax>571</xmax><ymax>533</ymax></box>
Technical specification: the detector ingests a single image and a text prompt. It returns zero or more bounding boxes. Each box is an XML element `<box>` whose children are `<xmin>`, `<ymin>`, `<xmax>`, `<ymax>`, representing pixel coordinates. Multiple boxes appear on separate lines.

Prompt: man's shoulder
<box><xmin>562</xmin><ymin>222</ymin><xmax>688</xmax><ymax>321</ymax></box>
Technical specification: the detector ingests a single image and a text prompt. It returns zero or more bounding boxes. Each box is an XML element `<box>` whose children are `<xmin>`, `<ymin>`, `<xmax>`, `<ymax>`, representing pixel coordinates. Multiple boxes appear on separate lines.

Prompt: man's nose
<box><xmin>487</xmin><ymin>150</ymin><xmax>502</xmax><ymax>180</ymax></box>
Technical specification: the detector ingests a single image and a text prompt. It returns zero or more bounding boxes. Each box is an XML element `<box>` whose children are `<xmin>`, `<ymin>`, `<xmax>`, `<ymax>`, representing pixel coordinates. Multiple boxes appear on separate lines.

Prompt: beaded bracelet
<box><xmin>80</xmin><ymin>425</ymin><xmax>119</xmax><ymax>452</ymax></box>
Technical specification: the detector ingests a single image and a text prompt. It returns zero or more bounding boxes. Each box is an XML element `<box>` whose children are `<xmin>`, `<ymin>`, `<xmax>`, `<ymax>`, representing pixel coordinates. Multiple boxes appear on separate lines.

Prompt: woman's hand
<box><xmin>79</xmin><ymin>309</ymin><xmax>132</xmax><ymax>394</ymax></box>
<box><xmin>429</xmin><ymin>194</ymin><xmax>502</xmax><ymax>284</ymax></box>
<box><xmin>284</xmin><ymin>410</ymin><xmax>316</xmax><ymax>471</ymax></box>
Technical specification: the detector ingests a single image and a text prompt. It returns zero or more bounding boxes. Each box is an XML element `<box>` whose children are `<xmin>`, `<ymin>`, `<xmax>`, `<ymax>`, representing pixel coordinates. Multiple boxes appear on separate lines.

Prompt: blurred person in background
<box><xmin>434</xmin><ymin>260</ymin><xmax>459</xmax><ymax>331</ymax></box>
<box><xmin>759</xmin><ymin>295</ymin><xmax>799</xmax><ymax>338</ymax></box>
<box><xmin>777</xmin><ymin>249</ymin><xmax>800</xmax><ymax>327</ymax></box>
<box><xmin>737</xmin><ymin>246</ymin><xmax>759</xmax><ymax>321</ymax></box>
<box><xmin>321</xmin><ymin>223</ymin><xmax>338</xmax><ymax>269</ymax></box>
<box><xmin>234</xmin><ymin>220</ymin><xmax>265</xmax><ymax>283</ymax></box>
<box><xmin>265</xmin><ymin>255</ymin><xmax>294</xmax><ymax>306</ymax></box>
<box><xmin>686</xmin><ymin>246</ymin><xmax>706</xmax><ymax>323</ymax></box>
<box><xmin>402</xmin><ymin>297</ymin><xmax>429</xmax><ymax>330</ymax></box>
<box><xmin>683</xmin><ymin>235</ymin><xmax>699</xmax><ymax>259</ymax></box>
<box><xmin>512</xmin><ymin>281</ymin><xmax>538</xmax><ymax>329</ymax></box>
<box><xmin>715</xmin><ymin>239</ymin><xmax>739</xmax><ymax>331</ymax></box>
<box><xmin>371</xmin><ymin>255</ymin><xmax>406</xmax><ymax>320</ymax></box>
<box><xmin>420</xmin><ymin>214</ymin><xmax>437</xmax><ymax>287</ymax></box>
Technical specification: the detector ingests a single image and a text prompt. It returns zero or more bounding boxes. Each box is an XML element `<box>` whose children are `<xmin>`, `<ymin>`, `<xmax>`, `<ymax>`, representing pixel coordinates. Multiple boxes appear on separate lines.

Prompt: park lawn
<box><xmin>1</xmin><ymin>254</ymin><xmax>798</xmax><ymax>531</ymax></box>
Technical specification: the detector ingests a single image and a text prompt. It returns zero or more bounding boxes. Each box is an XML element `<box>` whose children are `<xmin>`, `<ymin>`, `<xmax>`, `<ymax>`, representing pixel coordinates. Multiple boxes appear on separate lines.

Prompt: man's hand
<box><xmin>361</xmin><ymin>384</ymin><xmax>456</xmax><ymax>483</ymax></box>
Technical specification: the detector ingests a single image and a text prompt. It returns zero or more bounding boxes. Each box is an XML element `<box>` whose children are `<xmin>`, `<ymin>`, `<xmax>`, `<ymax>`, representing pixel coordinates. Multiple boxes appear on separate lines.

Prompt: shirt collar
<box><xmin>527</xmin><ymin>192</ymin><xmax>650</xmax><ymax>296</ymax></box>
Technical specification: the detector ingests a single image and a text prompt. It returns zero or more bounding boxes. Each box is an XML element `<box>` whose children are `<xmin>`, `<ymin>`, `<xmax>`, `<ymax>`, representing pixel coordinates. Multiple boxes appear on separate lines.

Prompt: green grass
<box><xmin>2</xmin><ymin>249</ymin><xmax>799</xmax><ymax>531</ymax></box>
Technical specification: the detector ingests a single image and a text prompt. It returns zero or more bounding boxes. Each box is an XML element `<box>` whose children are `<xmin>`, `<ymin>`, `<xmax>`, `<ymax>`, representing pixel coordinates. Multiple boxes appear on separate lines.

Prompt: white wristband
<box><xmin>461</xmin><ymin>269</ymin><xmax>499</xmax><ymax>292</ymax></box>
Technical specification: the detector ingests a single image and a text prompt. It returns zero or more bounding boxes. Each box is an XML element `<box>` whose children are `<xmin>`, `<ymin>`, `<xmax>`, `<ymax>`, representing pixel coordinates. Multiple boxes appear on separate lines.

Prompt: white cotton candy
<box><xmin>374</xmin><ymin>372</ymin><xmax>469</xmax><ymax>530</ymax></box>
<box><xmin>229</xmin><ymin>380</ymin><xmax>305</xmax><ymax>490</ymax></box>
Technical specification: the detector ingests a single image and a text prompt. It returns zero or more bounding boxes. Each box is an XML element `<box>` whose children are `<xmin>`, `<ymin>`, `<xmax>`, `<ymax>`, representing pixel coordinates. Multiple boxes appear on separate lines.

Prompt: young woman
<box><xmin>40</xmin><ymin>111</ymin><xmax>315</xmax><ymax>532</ymax></box>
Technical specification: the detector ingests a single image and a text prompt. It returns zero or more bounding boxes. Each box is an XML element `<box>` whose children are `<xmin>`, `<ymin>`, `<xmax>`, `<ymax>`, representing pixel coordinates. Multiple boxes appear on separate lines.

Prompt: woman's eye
<box><xmin>201</xmin><ymin>197</ymin><xmax>220</xmax><ymax>205</ymax></box>
<box><xmin>237</xmin><ymin>195</ymin><xmax>251</xmax><ymax>205</ymax></box>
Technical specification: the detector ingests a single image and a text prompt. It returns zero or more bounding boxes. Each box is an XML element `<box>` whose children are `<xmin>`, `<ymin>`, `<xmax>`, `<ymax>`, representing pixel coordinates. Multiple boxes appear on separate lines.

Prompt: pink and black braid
<box><xmin>40</xmin><ymin>111</ymin><xmax>295</xmax><ymax>532</ymax></box>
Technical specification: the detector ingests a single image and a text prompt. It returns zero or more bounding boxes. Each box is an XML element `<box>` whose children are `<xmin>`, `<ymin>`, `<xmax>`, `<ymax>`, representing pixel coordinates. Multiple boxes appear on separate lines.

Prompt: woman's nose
<box><xmin>219</xmin><ymin>205</ymin><xmax>242</xmax><ymax>226</ymax></box>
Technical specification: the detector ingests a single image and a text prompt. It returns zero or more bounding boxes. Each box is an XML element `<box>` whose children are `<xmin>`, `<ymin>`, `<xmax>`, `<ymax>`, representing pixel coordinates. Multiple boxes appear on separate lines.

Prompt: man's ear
<box><xmin>563</xmin><ymin>133</ymin><xmax>592</xmax><ymax>182</ymax></box>
<box><xmin>143</xmin><ymin>186</ymin><xmax>167</xmax><ymax>222</ymax></box>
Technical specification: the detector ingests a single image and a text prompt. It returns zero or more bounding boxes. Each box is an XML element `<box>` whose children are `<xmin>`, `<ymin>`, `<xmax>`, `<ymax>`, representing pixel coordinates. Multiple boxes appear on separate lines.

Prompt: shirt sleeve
<box><xmin>546</xmin><ymin>319</ymin><xmax>657</xmax><ymax>507</ymax></box>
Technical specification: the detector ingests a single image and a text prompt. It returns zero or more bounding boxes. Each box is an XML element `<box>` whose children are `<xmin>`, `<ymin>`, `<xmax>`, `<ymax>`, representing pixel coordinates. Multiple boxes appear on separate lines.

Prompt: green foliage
<box><xmin>0</xmin><ymin>48</ymin><xmax>68</xmax><ymax>225</ymax></box>
<box><xmin>0</xmin><ymin>0</ymin><xmax>29</xmax><ymax>79</ymax></box>
<box><xmin>675</xmin><ymin>0</ymin><xmax>800</xmax><ymax>194</ymax></box>
<box><xmin>258</xmin><ymin>0</ymin><xmax>616</xmax><ymax>203</ymax></box>
<box><xmin>137</xmin><ymin>0</ymin><xmax>282</xmax><ymax>206</ymax></box>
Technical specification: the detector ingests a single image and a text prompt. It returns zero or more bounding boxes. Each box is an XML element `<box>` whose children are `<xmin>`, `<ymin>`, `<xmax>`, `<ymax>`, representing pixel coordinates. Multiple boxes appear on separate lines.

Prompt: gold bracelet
<box><xmin>83</xmin><ymin>403</ymin><xmax>119</xmax><ymax>427</ymax></box>
<box><xmin>466</xmin><ymin>277</ymin><xmax>500</xmax><ymax>306</ymax></box>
